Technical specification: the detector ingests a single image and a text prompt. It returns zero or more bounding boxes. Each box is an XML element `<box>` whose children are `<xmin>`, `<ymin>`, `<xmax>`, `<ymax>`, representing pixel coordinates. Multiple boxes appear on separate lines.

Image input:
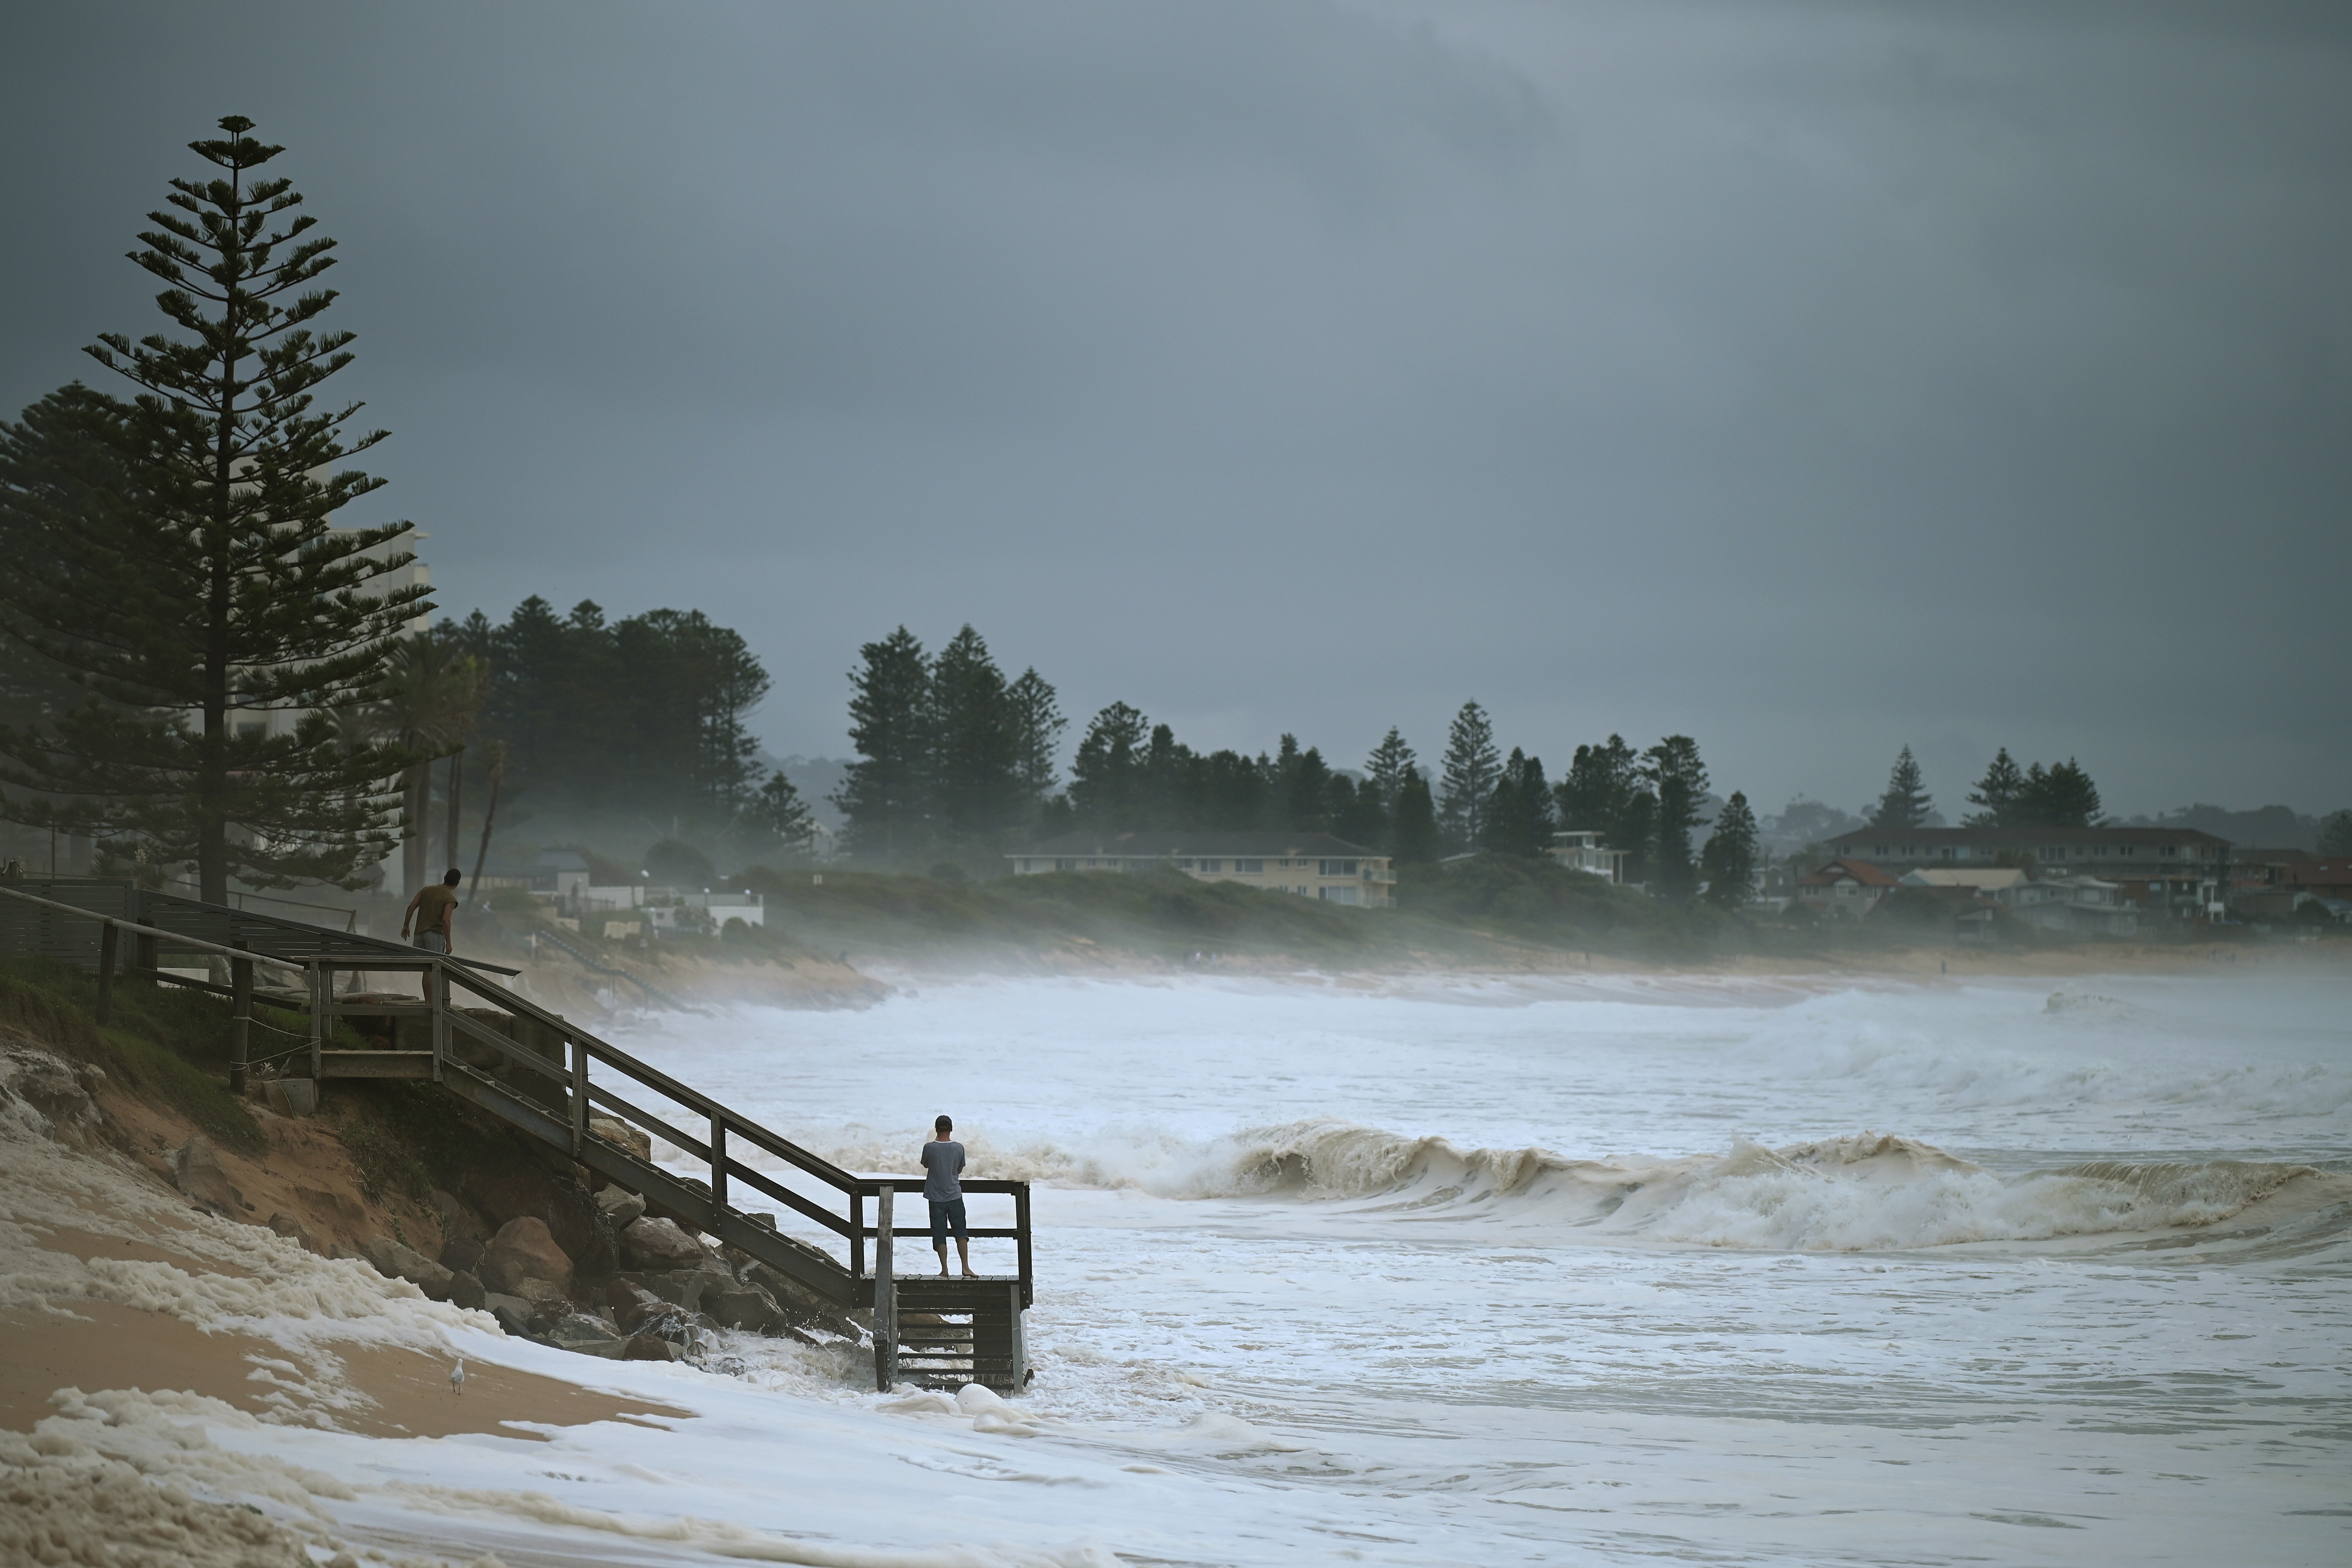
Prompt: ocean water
<box><xmin>22</xmin><ymin>970</ymin><xmax>2346</xmax><ymax>1567</ymax></box>
<box><xmin>573</xmin><ymin>970</ymin><xmax>2351</xmax><ymax>1566</ymax></box>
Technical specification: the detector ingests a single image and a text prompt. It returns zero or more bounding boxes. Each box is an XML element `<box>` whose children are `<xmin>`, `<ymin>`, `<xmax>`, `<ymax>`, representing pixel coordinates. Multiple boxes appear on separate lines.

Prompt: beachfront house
<box><xmin>1547</xmin><ymin>829</ymin><xmax>1630</xmax><ymax>884</ymax></box>
<box><xmin>1797</xmin><ymin>858</ymin><xmax>1898</xmax><ymax>919</ymax></box>
<box><xmin>1007</xmin><ymin>832</ymin><xmax>1394</xmax><ymax>907</ymax></box>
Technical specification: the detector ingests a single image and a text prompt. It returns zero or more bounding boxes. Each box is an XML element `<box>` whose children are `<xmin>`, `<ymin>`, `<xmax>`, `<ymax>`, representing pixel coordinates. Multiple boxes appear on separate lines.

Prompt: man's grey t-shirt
<box><xmin>921</xmin><ymin>1139</ymin><xmax>966</xmax><ymax>1202</ymax></box>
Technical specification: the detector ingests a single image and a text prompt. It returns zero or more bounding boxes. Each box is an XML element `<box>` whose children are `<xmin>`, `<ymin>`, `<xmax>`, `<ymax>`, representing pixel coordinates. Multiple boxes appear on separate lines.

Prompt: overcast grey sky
<box><xmin>5</xmin><ymin>1</ymin><xmax>2346</xmax><ymax>820</ymax></box>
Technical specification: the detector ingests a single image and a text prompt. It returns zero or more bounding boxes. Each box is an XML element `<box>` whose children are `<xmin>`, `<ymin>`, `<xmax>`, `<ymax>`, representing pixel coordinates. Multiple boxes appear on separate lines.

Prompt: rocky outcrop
<box><xmin>267</xmin><ymin>1213</ymin><xmax>324</xmax><ymax>1255</ymax></box>
<box><xmin>0</xmin><ymin>1048</ymin><xmax>105</xmax><ymax>1145</ymax></box>
<box><xmin>170</xmin><ymin>1135</ymin><xmax>249</xmax><ymax>1217</ymax></box>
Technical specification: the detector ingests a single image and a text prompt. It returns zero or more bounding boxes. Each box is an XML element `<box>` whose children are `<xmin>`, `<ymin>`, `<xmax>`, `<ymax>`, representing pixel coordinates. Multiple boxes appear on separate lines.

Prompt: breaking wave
<box><xmin>799</xmin><ymin>1119</ymin><xmax>2345</xmax><ymax>1255</ymax></box>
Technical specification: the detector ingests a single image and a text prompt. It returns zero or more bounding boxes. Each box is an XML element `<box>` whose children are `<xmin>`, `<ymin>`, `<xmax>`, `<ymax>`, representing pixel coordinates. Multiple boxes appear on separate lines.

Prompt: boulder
<box><xmin>485</xmin><ymin>1217</ymin><xmax>573</xmax><ymax>1294</ymax></box>
<box><xmin>475</xmin><ymin>1253</ymin><xmax>518</xmax><ymax>1296</ymax></box>
<box><xmin>485</xmin><ymin>1294</ymin><xmax>536</xmax><ymax>1337</ymax></box>
<box><xmin>465</xmin><ymin>1162</ymin><xmax>617</xmax><ymax>1280</ymax></box>
<box><xmin>448</xmin><ymin>1270</ymin><xmax>488</xmax><ymax>1312</ymax></box>
<box><xmin>439</xmin><ymin>1236</ymin><xmax>485</xmax><ymax>1275</ymax></box>
<box><xmin>0</xmin><ymin>1049</ymin><xmax>104</xmax><ymax>1142</ymax></box>
<box><xmin>548</xmin><ymin>1313</ymin><xmax>626</xmax><ymax>1357</ymax></box>
<box><xmin>266</xmin><ymin>1213</ymin><xmax>324</xmax><ymax>1256</ymax></box>
<box><xmin>610</xmin><ymin>1286</ymin><xmax>668</xmax><ymax>1335</ymax></box>
<box><xmin>359</xmin><ymin>1237</ymin><xmax>455</xmax><ymax>1301</ymax></box>
<box><xmin>430</xmin><ymin>1187</ymin><xmax>485</xmax><ymax>1244</ymax></box>
<box><xmin>703</xmin><ymin>1282</ymin><xmax>781</xmax><ymax>1333</ymax></box>
<box><xmin>745</xmin><ymin>1260</ymin><xmax>866</xmax><ymax>1341</ymax></box>
<box><xmin>632</xmin><ymin>1265</ymin><xmax>733</xmax><ymax>1314</ymax></box>
<box><xmin>590</xmin><ymin>1116</ymin><xmax>652</xmax><ymax>1162</ymax></box>
<box><xmin>620</xmin><ymin>1216</ymin><xmax>704</xmax><ymax>1272</ymax></box>
<box><xmin>171</xmin><ymin>1135</ymin><xmax>247</xmax><ymax>1217</ymax></box>
<box><xmin>595</xmin><ymin>1187</ymin><xmax>647</xmax><ymax>1229</ymax></box>
<box><xmin>509</xmin><ymin>1275</ymin><xmax>572</xmax><ymax>1317</ymax></box>
<box><xmin>622</xmin><ymin>1333</ymin><xmax>685</xmax><ymax>1362</ymax></box>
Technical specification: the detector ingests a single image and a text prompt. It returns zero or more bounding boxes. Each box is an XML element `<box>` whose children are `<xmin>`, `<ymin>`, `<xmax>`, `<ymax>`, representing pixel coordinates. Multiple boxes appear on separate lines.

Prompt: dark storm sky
<box><xmin>5</xmin><ymin>2</ymin><xmax>2346</xmax><ymax>819</ymax></box>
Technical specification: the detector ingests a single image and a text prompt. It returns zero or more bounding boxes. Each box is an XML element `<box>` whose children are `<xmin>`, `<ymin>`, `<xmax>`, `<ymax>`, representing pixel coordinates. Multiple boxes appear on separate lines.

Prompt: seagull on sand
<box><xmin>450</xmin><ymin>1358</ymin><xmax>465</xmax><ymax>1396</ymax></box>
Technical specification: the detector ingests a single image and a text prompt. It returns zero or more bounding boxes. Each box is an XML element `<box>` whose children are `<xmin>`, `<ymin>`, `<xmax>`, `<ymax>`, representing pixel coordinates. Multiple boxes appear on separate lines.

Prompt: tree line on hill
<box><xmin>832</xmin><ymin>625</ymin><xmax>1763</xmax><ymax>906</ymax></box>
<box><xmin>1858</xmin><ymin>744</ymin><xmax>2107</xmax><ymax>833</ymax></box>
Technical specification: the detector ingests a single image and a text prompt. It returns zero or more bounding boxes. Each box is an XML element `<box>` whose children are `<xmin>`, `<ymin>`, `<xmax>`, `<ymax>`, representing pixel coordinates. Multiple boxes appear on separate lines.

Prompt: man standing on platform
<box><xmin>402</xmin><ymin>868</ymin><xmax>463</xmax><ymax>953</ymax></box>
<box><xmin>923</xmin><ymin>1114</ymin><xmax>975</xmax><ymax>1278</ymax></box>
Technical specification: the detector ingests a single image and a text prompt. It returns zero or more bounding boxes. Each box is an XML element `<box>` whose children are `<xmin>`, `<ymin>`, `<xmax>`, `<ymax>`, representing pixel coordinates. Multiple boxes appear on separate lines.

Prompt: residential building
<box><xmin>647</xmin><ymin>890</ymin><xmax>765</xmax><ymax>932</ymax></box>
<box><xmin>1008</xmin><ymin>832</ymin><xmax>1393</xmax><ymax>907</ymax></box>
<box><xmin>1823</xmin><ymin>826</ymin><xmax>2228</xmax><ymax>920</ymax></box>
<box><xmin>1898</xmin><ymin>867</ymin><xmax>2138</xmax><ymax>936</ymax></box>
<box><xmin>1547</xmin><ymin>829</ymin><xmax>1629</xmax><ymax>884</ymax></box>
<box><xmin>1797</xmin><ymin>858</ymin><xmax>1898</xmax><ymax>919</ymax></box>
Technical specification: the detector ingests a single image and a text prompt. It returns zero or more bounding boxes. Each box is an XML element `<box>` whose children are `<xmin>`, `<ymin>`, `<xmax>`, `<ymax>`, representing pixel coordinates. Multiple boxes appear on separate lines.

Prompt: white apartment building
<box><xmin>1008</xmin><ymin>832</ymin><xmax>1394</xmax><ymax>907</ymax></box>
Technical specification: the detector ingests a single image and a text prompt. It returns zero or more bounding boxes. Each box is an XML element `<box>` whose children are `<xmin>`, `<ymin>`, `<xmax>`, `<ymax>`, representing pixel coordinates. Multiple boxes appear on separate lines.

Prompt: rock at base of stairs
<box><xmin>448</xmin><ymin>1269</ymin><xmax>488</xmax><ymax>1311</ymax></box>
<box><xmin>703</xmin><ymin>1282</ymin><xmax>781</xmax><ymax>1332</ymax></box>
<box><xmin>623</xmin><ymin>1332</ymin><xmax>686</xmax><ymax>1361</ymax></box>
<box><xmin>548</xmin><ymin>1313</ymin><xmax>627</xmax><ymax>1357</ymax></box>
<box><xmin>620</xmin><ymin>1216</ymin><xmax>704</xmax><ymax>1270</ymax></box>
<box><xmin>484</xmin><ymin>1292</ymin><xmax>536</xmax><ymax>1337</ymax></box>
<box><xmin>360</xmin><ymin>1237</ymin><xmax>456</xmax><ymax>1301</ymax></box>
<box><xmin>595</xmin><ymin>1186</ymin><xmax>648</xmax><ymax>1228</ymax></box>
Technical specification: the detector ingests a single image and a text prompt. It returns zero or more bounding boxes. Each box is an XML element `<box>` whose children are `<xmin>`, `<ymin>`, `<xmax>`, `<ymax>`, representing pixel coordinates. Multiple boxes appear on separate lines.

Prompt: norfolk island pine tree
<box><xmin>0</xmin><ymin>117</ymin><xmax>423</xmax><ymax>900</ymax></box>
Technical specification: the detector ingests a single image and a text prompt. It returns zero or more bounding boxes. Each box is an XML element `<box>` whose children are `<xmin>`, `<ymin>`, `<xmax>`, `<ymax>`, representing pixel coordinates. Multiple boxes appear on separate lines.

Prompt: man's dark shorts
<box><xmin>929</xmin><ymin>1198</ymin><xmax>968</xmax><ymax>1247</ymax></box>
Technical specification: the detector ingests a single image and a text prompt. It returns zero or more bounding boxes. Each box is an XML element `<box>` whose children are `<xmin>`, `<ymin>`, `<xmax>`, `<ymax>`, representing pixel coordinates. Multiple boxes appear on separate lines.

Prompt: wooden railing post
<box><xmin>872</xmin><ymin>1185</ymin><xmax>896</xmax><ymax>1392</ymax></box>
<box><xmin>710</xmin><ymin>1115</ymin><xmax>728</xmax><ymax>1217</ymax></box>
<box><xmin>850</xmin><ymin>1190</ymin><xmax>865</xmax><ymax>1280</ymax></box>
<box><xmin>429</xmin><ymin>960</ymin><xmax>449</xmax><ymax>1084</ymax></box>
<box><xmin>308</xmin><ymin>964</ymin><xmax>324</xmax><ymax>1083</ymax></box>
<box><xmin>1015</xmin><ymin>1181</ymin><xmax>1033</xmax><ymax>1309</ymax></box>
<box><xmin>134</xmin><ymin>929</ymin><xmax>157</xmax><ymax>986</ymax></box>
<box><xmin>569</xmin><ymin>1036</ymin><xmax>589</xmax><ymax>1155</ymax></box>
<box><xmin>229</xmin><ymin>943</ymin><xmax>252</xmax><ymax>1094</ymax></box>
<box><xmin>95</xmin><ymin>921</ymin><xmax>118</xmax><ymax>1026</ymax></box>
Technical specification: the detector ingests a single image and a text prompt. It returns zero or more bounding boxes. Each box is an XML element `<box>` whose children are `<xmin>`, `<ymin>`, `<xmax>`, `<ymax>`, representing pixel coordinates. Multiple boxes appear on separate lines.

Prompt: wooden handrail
<box><xmin>0</xmin><ymin>884</ymin><xmax>310</xmax><ymax>974</ymax></box>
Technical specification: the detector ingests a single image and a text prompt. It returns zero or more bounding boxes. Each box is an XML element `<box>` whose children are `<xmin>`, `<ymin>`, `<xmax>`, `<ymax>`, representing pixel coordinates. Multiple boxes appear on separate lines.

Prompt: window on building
<box><xmin>1318</xmin><ymin>860</ymin><xmax>1358</xmax><ymax>877</ymax></box>
<box><xmin>1319</xmin><ymin>886</ymin><xmax>1360</xmax><ymax>905</ymax></box>
<box><xmin>1055</xmin><ymin>859</ymin><xmax>1076</xmax><ymax>872</ymax></box>
<box><xmin>1197</xmin><ymin>859</ymin><xmax>1221</xmax><ymax>874</ymax></box>
<box><xmin>2161</xmin><ymin>846</ymin><xmax>2177</xmax><ymax>857</ymax></box>
<box><xmin>1235</xmin><ymin>860</ymin><xmax>1263</xmax><ymax>874</ymax></box>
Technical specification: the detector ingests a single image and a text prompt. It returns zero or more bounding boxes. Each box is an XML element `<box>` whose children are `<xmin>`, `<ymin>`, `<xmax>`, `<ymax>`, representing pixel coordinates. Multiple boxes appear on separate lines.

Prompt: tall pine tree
<box><xmin>832</xmin><ymin>627</ymin><xmax>932</xmax><ymax>864</ymax></box>
<box><xmin>1007</xmin><ymin>667</ymin><xmax>1065</xmax><ymax>821</ymax></box>
<box><xmin>1868</xmin><ymin>745</ymin><xmax>1934</xmax><ymax>831</ymax></box>
<box><xmin>1965</xmin><ymin>748</ymin><xmax>2025</xmax><ymax>826</ymax></box>
<box><xmin>1390</xmin><ymin>773</ymin><xmax>1441</xmax><ymax>864</ymax></box>
<box><xmin>1</xmin><ymin>119</ymin><xmax>423</xmax><ymax>898</ymax></box>
<box><xmin>1643</xmin><ymin>735</ymin><xmax>1708</xmax><ymax>898</ymax></box>
<box><xmin>928</xmin><ymin>626</ymin><xmax>1024</xmax><ymax>842</ymax></box>
<box><xmin>1437</xmin><ymin>700</ymin><xmax>1499</xmax><ymax>854</ymax></box>
<box><xmin>1699</xmin><ymin>791</ymin><xmax>1759</xmax><ymax>907</ymax></box>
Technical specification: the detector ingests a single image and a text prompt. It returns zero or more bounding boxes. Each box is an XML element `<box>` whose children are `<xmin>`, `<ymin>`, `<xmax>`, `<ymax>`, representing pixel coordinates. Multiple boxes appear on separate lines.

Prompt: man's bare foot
<box><xmin>961</xmin><ymin>1268</ymin><xmax>980</xmax><ymax>1278</ymax></box>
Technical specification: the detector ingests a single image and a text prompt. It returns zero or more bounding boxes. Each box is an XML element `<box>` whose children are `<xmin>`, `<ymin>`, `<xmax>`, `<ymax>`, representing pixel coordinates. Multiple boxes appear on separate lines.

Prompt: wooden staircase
<box><xmin>0</xmin><ymin>879</ymin><xmax>1034</xmax><ymax>1396</ymax></box>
